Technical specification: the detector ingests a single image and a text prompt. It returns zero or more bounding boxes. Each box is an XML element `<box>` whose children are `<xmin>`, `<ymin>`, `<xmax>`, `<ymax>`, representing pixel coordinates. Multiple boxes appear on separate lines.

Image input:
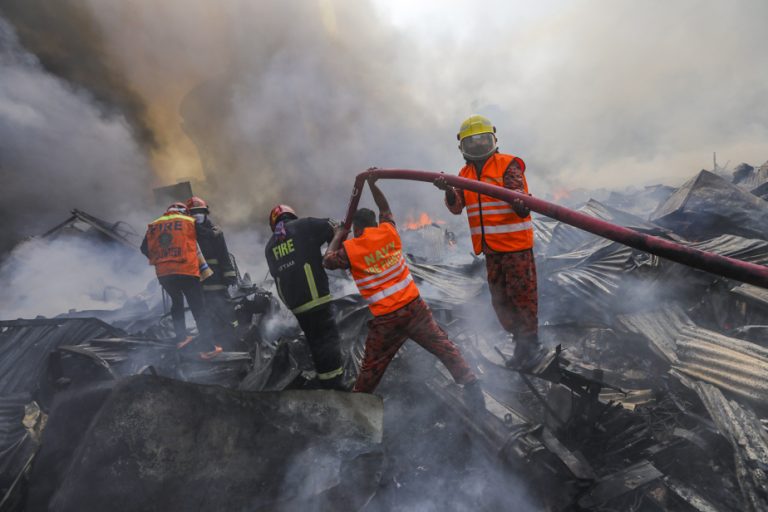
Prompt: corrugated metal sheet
<box><xmin>731</xmin><ymin>283</ymin><xmax>768</xmax><ymax>307</ymax></box>
<box><xmin>406</xmin><ymin>259</ymin><xmax>486</xmax><ymax>304</ymax></box>
<box><xmin>616</xmin><ymin>306</ymin><xmax>768</xmax><ymax>404</ymax></box>
<box><xmin>686</xmin><ymin>379</ymin><xmax>768</xmax><ymax>512</ymax></box>
<box><xmin>0</xmin><ymin>319</ymin><xmax>122</xmax><ymax>396</ymax></box>
<box><xmin>686</xmin><ymin>235</ymin><xmax>768</xmax><ymax>264</ymax></box>
<box><xmin>547</xmin><ymin>199</ymin><xmax>674</xmax><ymax>256</ymax></box>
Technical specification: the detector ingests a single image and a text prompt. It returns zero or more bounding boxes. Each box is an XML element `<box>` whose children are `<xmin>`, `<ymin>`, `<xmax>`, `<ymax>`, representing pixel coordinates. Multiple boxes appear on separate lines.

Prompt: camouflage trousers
<box><xmin>353</xmin><ymin>297</ymin><xmax>476</xmax><ymax>393</ymax></box>
<box><xmin>485</xmin><ymin>249</ymin><xmax>539</xmax><ymax>343</ymax></box>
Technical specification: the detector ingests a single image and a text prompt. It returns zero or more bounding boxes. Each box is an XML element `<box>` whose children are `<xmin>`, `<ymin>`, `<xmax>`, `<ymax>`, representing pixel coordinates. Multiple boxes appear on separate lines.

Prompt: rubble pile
<box><xmin>1</xmin><ymin>163</ymin><xmax>767</xmax><ymax>510</ymax></box>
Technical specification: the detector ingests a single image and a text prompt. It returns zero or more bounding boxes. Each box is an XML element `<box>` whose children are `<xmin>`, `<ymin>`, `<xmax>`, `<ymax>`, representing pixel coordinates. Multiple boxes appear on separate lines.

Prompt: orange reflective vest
<box><xmin>459</xmin><ymin>152</ymin><xmax>534</xmax><ymax>255</ymax></box>
<box><xmin>146</xmin><ymin>213</ymin><xmax>199</xmax><ymax>277</ymax></box>
<box><xmin>343</xmin><ymin>222</ymin><xmax>420</xmax><ymax>316</ymax></box>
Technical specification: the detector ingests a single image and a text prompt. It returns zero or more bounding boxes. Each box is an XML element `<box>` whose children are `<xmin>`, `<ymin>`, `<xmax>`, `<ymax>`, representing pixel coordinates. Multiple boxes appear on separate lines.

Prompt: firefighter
<box><xmin>186</xmin><ymin>196</ymin><xmax>239</xmax><ymax>348</ymax></box>
<box><xmin>264</xmin><ymin>204</ymin><xmax>346</xmax><ymax>390</ymax></box>
<box><xmin>141</xmin><ymin>202</ymin><xmax>212</xmax><ymax>343</ymax></box>
<box><xmin>434</xmin><ymin>114</ymin><xmax>545</xmax><ymax>369</ymax></box>
<box><xmin>324</xmin><ymin>176</ymin><xmax>484</xmax><ymax>409</ymax></box>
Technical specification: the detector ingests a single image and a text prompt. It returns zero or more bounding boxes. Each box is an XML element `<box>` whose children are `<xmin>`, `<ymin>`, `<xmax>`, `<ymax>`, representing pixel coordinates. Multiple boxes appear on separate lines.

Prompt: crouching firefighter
<box><xmin>141</xmin><ymin>203</ymin><xmax>213</xmax><ymax>344</ymax></box>
<box><xmin>187</xmin><ymin>196</ymin><xmax>240</xmax><ymax>349</ymax></box>
<box><xmin>323</xmin><ymin>175</ymin><xmax>485</xmax><ymax>410</ymax></box>
<box><xmin>265</xmin><ymin>204</ymin><xmax>346</xmax><ymax>390</ymax></box>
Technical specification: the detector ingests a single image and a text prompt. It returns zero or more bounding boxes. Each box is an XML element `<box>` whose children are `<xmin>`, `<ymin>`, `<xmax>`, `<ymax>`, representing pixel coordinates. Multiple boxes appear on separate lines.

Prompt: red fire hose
<box><xmin>342</xmin><ymin>168</ymin><xmax>768</xmax><ymax>289</ymax></box>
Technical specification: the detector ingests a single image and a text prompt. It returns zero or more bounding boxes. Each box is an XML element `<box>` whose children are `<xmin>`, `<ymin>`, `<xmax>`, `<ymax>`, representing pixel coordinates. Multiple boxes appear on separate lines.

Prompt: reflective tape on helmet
<box><xmin>366</xmin><ymin>274</ymin><xmax>414</xmax><ymax>304</ymax></box>
<box><xmin>470</xmin><ymin>221</ymin><xmax>533</xmax><ymax>235</ymax></box>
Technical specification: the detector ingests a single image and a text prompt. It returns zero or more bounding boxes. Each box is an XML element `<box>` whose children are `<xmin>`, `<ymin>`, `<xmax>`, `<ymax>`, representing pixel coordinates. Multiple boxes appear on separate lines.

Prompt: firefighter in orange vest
<box><xmin>140</xmin><ymin>202</ymin><xmax>212</xmax><ymax>343</ymax></box>
<box><xmin>435</xmin><ymin>115</ymin><xmax>545</xmax><ymax>369</ymax></box>
<box><xmin>324</xmin><ymin>176</ymin><xmax>484</xmax><ymax>408</ymax></box>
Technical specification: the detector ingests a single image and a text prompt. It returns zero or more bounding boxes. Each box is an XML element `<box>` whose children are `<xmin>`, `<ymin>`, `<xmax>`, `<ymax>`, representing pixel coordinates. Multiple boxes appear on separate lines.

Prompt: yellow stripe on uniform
<box><xmin>317</xmin><ymin>366</ymin><xmax>344</xmax><ymax>380</ymax></box>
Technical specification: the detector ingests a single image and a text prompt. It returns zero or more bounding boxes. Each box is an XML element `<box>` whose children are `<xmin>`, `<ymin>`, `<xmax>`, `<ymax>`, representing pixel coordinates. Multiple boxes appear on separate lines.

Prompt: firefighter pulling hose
<box><xmin>342</xmin><ymin>170</ymin><xmax>768</xmax><ymax>290</ymax></box>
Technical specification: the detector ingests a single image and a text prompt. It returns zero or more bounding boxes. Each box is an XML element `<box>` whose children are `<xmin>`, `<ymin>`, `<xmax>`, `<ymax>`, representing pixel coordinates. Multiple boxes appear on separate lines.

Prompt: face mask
<box><xmin>193</xmin><ymin>214</ymin><xmax>206</xmax><ymax>224</ymax></box>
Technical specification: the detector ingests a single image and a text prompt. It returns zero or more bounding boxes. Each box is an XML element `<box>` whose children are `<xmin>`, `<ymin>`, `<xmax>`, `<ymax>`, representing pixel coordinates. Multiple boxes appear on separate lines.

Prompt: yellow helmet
<box><xmin>457</xmin><ymin>115</ymin><xmax>497</xmax><ymax>160</ymax></box>
<box><xmin>457</xmin><ymin>115</ymin><xmax>496</xmax><ymax>141</ymax></box>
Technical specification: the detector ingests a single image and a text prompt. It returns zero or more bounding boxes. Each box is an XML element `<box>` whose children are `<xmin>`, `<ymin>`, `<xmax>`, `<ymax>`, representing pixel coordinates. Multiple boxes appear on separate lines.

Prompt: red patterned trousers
<box><xmin>485</xmin><ymin>249</ymin><xmax>539</xmax><ymax>343</ymax></box>
<box><xmin>353</xmin><ymin>297</ymin><xmax>476</xmax><ymax>393</ymax></box>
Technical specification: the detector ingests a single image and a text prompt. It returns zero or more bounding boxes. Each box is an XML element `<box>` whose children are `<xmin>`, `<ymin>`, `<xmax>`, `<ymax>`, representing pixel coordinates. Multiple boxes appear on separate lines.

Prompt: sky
<box><xmin>1</xmin><ymin>0</ymin><xmax>767</xmax><ymax>253</ymax></box>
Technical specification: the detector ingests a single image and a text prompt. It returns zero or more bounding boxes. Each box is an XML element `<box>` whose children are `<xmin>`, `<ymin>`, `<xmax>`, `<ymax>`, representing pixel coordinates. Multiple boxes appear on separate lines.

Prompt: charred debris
<box><xmin>1</xmin><ymin>164</ymin><xmax>768</xmax><ymax>511</ymax></box>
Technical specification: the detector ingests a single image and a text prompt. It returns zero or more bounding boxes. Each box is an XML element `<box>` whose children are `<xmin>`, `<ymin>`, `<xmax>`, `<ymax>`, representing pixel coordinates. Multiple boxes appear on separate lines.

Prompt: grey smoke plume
<box><xmin>0</xmin><ymin>16</ymin><xmax>152</xmax><ymax>255</ymax></box>
<box><xmin>3</xmin><ymin>0</ymin><xmax>766</xmax><ymax>253</ymax></box>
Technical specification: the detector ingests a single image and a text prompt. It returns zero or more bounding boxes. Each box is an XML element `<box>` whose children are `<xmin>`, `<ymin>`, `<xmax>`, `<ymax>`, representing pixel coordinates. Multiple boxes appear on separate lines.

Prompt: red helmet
<box><xmin>166</xmin><ymin>202</ymin><xmax>188</xmax><ymax>214</ymax></box>
<box><xmin>186</xmin><ymin>196</ymin><xmax>209</xmax><ymax>213</ymax></box>
<box><xmin>269</xmin><ymin>204</ymin><xmax>297</xmax><ymax>231</ymax></box>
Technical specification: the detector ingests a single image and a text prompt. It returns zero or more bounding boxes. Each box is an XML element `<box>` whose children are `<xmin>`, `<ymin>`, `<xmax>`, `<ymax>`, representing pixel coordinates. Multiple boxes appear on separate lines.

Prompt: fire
<box><xmin>404</xmin><ymin>212</ymin><xmax>444</xmax><ymax>230</ymax></box>
<box><xmin>551</xmin><ymin>188</ymin><xmax>572</xmax><ymax>202</ymax></box>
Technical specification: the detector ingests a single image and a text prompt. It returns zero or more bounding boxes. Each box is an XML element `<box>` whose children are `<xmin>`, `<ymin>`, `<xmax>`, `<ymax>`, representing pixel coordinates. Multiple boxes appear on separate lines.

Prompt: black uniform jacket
<box><xmin>196</xmin><ymin>218</ymin><xmax>237</xmax><ymax>291</ymax></box>
<box><xmin>265</xmin><ymin>217</ymin><xmax>334</xmax><ymax>314</ymax></box>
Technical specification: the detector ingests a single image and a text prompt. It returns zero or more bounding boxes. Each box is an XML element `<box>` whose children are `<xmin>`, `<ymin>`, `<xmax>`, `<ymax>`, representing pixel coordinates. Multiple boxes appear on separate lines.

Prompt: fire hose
<box><xmin>342</xmin><ymin>168</ymin><xmax>768</xmax><ymax>289</ymax></box>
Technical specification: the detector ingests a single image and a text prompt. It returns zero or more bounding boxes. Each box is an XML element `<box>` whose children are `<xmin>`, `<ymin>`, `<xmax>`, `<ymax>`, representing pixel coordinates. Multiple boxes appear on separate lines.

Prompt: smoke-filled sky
<box><xmin>1</xmin><ymin>0</ymin><xmax>767</xmax><ymax>254</ymax></box>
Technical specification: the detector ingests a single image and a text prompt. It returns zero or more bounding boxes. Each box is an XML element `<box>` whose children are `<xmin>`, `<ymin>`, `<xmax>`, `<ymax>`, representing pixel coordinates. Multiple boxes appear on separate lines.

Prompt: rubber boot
<box><xmin>510</xmin><ymin>337</ymin><xmax>547</xmax><ymax>372</ymax></box>
<box><xmin>463</xmin><ymin>379</ymin><xmax>487</xmax><ymax>412</ymax></box>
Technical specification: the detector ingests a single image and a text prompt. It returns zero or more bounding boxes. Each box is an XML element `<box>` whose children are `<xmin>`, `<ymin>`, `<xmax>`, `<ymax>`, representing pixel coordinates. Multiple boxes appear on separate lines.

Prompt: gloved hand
<box><xmin>510</xmin><ymin>198</ymin><xmax>530</xmax><ymax>218</ymax></box>
<box><xmin>433</xmin><ymin>175</ymin><xmax>450</xmax><ymax>191</ymax></box>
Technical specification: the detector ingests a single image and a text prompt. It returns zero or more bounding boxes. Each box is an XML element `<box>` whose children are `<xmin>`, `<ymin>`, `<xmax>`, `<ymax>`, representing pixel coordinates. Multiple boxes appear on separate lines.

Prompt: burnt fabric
<box><xmin>158</xmin><ymin>274</ymin><xmax>210</xmax><ymax>342</ymax></box>
<box><xmin>295</xmin><ymin>304</ymin><xmax>344</xmax><ymax>386</ymax></box>
<box><xmin>485</xmin><ymin>249</ymin><xmax>539</xmax><ymax>342</ymax></box>
<box><xmin>353</xmin><ymin>297</ymin><xmax>475</xmax><ymax>393</ymax></box>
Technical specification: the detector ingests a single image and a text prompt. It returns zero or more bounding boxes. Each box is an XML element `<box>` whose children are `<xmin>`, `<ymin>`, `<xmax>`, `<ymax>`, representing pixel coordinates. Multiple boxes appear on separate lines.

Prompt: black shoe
<box><xmin>463</xmin><ymin>380</ymin><xmax>486</xmax><ymax>412</ymax></box>
<box><xmin>508</xmin><ymin>342</ymin><xmax>548</xmax><ymax>372</ymax></box>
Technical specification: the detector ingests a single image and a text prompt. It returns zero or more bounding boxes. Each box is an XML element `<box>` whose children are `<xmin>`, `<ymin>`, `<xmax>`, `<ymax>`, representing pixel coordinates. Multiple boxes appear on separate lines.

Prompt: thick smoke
<box><xmin>398</xmin><ymin>0</ymin><xmax>768</xmax><ymax>191</ymax></box>
<box><xmin>0</xmin><ymin>16</ymin><xmax>152</xmax><ymax>255</ymax></box>
<box><xmin>4</xmin><ymin>0</ymin><xmax>766</xmax><ymax>250</ymax></box>
<box><xmin>0</xmin><ymin>235</ymin><xmax>154</xmax><ymax>319</ymax></box>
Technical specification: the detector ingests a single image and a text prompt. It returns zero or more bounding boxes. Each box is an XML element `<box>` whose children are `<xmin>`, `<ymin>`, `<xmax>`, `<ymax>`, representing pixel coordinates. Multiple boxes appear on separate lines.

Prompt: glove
<box><xmin>433</xmin><ymin>176</ymin><xmax>451</xmax><ymax>191</ymax></box>
<box><xmin>510</xmin><ymin>198</ymin><xmax>530</xmax><ymax>218</ymax></box>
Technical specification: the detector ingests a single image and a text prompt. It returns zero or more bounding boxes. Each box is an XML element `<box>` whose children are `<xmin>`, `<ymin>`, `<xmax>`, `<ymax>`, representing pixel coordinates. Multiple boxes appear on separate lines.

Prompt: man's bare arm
<box><xmin>367</xmin><ymin>175</ymin><xmax>392</xmax><ymax>217</ymax></box>
<box><xmin>323</xmin><ymin>227</ymin><xmax>350</xmax><ymax>269</ymax></box>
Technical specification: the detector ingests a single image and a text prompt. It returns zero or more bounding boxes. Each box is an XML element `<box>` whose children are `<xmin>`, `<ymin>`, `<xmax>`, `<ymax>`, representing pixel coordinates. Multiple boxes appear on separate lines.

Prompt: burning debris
<box><xmin>0</xmin><ymin>161</ymin><xmax>767</xmax><ymax>511</ymax></box>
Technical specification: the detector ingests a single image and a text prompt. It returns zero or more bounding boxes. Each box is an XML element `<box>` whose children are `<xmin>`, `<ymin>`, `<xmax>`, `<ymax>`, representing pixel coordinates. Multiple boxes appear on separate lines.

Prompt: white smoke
<box><xmin>0</xmin><ymin>235</ymin><xmax>153</xmax><ymax>319</ymax></box>
<box><xmin>0</xmin><ymin>16</ymin><xmax>152</xmax><ymax>254</ymax></box>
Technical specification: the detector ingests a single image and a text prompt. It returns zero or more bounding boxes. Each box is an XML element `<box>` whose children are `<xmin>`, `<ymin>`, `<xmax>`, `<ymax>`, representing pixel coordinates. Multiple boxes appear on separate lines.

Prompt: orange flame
<box><xmin>404</xmin><ymin>212</ymin><xmax>445</xmax><ymax>230</ymax></box>
<box><xmin>551</xmin><ymin>188</ymin><xmax>572</xmax><ymax>202</ymax></box>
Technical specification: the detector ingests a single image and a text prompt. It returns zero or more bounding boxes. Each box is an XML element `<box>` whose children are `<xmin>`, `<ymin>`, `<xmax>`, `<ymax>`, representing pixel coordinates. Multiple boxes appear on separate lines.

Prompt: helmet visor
<box><xmin>460</xmin><ymin>133</ymin><xmax>496</xmax><ymax>159</ymax></box>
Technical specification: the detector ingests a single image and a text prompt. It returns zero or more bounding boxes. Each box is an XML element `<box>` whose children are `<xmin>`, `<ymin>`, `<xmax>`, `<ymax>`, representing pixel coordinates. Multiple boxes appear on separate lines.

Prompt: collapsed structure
<box><xmin>0</xmin><ymin>163</ymin><xmax>767</xmax><ymax>511</ymax></box>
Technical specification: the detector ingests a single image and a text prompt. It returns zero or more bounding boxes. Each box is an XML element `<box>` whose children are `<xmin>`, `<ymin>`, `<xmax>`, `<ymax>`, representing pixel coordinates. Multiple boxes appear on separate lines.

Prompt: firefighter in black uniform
<box><xmin>265</xmin><ymin>204</ymin><xmax>345</xmax><ymax>390</ymax></box>
<box><xmin>187</xmin><ymin>196</ymin><xmax>240</xmax><ymax>349</ymax></box>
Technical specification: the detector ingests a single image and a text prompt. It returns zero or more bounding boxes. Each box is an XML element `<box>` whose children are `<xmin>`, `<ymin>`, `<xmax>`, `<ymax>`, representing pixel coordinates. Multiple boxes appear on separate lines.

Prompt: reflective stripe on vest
<box><xmin>470</xmin><ymin>221</ymin><xmax>534</xmax><ymax>235</ymax></box>
<box><xmin>458</xmin><ymin>153</ymin><xmax>534</xmax><ymax>255</ymax></box>
<box><xmin>291</xmin><ymin>263</ymin><xmax>333</xmax><ymax>314</ymax></box>
<box><xmin>146</xmin><ymin>214</ymin><xmax>199</xmax><ymax>277</ymax></box>
<box><xmin>365</xmin><ymin>274</ymin><xmax>414</xmax><ymax>304</ymax></box>
<box><xmin>343</xmin><ymin>223</ymin><xmax>420</xmax><ymax>316</ymax></box>
<box><xmin>355</xmin><ymin>258</ymin><xmax>407</xmax><ymax>290</ymax></box>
